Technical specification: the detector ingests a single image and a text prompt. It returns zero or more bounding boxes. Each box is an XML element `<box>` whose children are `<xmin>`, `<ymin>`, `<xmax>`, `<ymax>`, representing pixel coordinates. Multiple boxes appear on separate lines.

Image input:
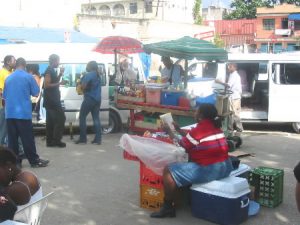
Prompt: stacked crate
<box><xmin>139</xmin><ymin>162</ymin><xmax>164</xmax><ymax>211</ymax></box>
<box><xmin>249</xmin><ymin>167</ymin><xmax>284</xmax><ymax>208</ymax></box>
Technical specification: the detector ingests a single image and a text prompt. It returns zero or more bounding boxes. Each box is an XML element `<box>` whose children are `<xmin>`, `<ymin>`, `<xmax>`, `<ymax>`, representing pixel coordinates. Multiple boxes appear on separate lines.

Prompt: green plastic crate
<box><xmin>249</xmin><ymin>167</ymin><xmax>284</xmax><ymax>208</ymax></box>
<box><xmin>173</xmin><ymin>115</ymin><xmax>195</xmax><ymax>127</ymax></box>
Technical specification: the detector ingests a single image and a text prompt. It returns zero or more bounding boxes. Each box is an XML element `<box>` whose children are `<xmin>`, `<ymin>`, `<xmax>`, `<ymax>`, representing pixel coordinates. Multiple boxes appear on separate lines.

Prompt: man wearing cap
<box><xmin>115</xmin><ymin>57</ymin><xmax>137</xmax><ymax>86</ymax></box>
<box><xmin>159</xmin><ymin>56</ymin><xmax>184</xmax><ymax>87</ymax></box>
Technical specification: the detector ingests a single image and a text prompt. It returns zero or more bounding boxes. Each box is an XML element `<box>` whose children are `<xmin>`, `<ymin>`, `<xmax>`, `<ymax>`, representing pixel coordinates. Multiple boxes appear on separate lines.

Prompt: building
<box><xmin>81</xmin><ymin>0</ymin><xmax>194</xmax><ymax>23</ymax></box>
<box><xmin>255</xmin><ymin>3</ymin><xmax>300</xmax><ymax>53</ymax></box>
<box><xmin>202</xmin><ymin>5</ymin><xmax>231</xmax><ymax>21</ymax></box>
<box><xmin>78</xmin><ymin>0</ymin><xmax>214</xmax><ymax>42</ymax></box>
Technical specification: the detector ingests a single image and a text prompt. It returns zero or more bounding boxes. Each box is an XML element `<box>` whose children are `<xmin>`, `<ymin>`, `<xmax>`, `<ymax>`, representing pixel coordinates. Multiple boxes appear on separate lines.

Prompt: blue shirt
<box><xmin>3</xmin><ymin>69</ymin><xmax>39</xmax><ymax>119</ymax></box>
<box><xmin>81</xmin><ymin>71</ymin><xmax>101</xmax><ymax>102</ymax></box>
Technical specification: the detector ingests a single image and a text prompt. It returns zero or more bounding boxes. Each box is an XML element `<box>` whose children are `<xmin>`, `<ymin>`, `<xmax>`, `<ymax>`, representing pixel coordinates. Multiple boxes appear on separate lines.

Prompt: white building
<box><xmin>78</xmin><ymin>0</ymin><xmax>214</xmax><ymax>42</ymax></box>
<box><xmin>81</xmin><ymin>0</ymin><xmax>194</xmax><ymax>24</ymax></box>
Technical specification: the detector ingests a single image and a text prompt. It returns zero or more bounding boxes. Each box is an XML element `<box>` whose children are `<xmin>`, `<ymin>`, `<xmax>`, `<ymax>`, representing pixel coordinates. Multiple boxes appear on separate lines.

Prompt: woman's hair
<box><xmin>26</xmin><ymin>64</ymin><xmax>40</xmax><ymax>75</ymax></box>
<box><xmin>197</xmin><ymin>103</ymin><xmax>222</xmax><ymax>128</ymax></box>
<box><xmin>86</xmin><ymin>61</ymin><xmax>100</xmax><ymax>78</ymax></box>
<box><xmin>0</xmin><ymin>147</ymin><xmax>17</xmax><ymax>166</ymax></box>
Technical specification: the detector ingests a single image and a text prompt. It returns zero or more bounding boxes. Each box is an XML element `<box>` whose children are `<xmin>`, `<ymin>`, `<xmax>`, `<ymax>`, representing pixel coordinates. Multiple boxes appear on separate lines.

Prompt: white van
<box><xmin>0</xmin><ymin>43</ymin><xmax>145</xmax><ymax>133</ymax></box>
<box><xmin>186</xmin><ymin>53</ymin><xmax>300</xmax><ymax>133</ymax></box>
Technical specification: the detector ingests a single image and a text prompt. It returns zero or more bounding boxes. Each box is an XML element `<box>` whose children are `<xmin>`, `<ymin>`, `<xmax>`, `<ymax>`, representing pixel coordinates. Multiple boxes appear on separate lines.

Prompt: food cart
<box><xmin>115</xmin><ymin>36</ymin><xmax>228</xmax><ymax>134</ymax></box>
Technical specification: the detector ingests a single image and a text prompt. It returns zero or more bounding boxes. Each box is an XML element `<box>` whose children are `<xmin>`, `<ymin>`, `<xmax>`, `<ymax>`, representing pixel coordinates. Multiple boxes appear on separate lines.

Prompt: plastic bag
<box><xmin>119</xmin><ymin>134</ymin><xmax>187</xmax><ymax>175</ymax></box>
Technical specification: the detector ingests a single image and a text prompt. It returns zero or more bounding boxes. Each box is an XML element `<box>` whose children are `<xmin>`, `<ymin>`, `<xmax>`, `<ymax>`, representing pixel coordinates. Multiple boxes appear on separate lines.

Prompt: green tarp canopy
<box><xmin>143</xmin><ymin>36</ymin><xmax>228</xmax><ymax>61</ymax></box>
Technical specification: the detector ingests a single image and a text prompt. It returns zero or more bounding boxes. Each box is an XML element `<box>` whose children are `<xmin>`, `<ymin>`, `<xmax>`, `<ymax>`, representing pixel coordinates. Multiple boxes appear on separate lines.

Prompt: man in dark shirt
<box><xmin>44</xmin><ymin>54</ymin><xmax>67</xmax><ymax>148</ymax></box>
<box><xmin>294</xmin><ymin>162</ymin><xmax>300</xmax><ymax>212</ymax></box>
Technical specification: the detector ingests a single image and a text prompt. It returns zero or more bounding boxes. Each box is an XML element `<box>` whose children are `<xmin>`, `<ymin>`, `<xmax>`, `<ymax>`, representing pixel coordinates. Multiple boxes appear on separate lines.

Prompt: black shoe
<box><xmin>52</xmin><ymin>142</ymin><xmax>66</xmax><ymax>148</ymax></box>
<box><xmin>75</xmin><ymin>139</ymin><xmax>87</xmax><ymax>145</ymax></box>
<box><xmin>91</xmin><ymin>140</ymin><xmax>101</xmax><ymax>145</ymax></box>
<box><xmin>31</xmin><ymin>159</ymin><xmax>49</xmax><ymax>168</ymax></box>
<box><xmin>150</xmin><ymin>202</ymin><xmax>176</xmax><ymax>218</ymax></box>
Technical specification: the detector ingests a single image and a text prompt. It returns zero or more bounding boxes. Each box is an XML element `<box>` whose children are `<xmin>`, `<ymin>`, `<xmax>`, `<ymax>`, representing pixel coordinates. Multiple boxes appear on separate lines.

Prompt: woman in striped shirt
<box><xmin>151</xmin><ymin>103</ymin><xmax>233</xmax><ymax>218</ymax></box>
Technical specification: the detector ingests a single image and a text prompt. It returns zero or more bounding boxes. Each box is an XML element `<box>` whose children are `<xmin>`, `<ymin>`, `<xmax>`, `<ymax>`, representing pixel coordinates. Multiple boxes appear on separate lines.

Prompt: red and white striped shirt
<box><xmin>179</xmin><ymin>119</ymin><xmax>229</xmax><ymax>166</ymax></box>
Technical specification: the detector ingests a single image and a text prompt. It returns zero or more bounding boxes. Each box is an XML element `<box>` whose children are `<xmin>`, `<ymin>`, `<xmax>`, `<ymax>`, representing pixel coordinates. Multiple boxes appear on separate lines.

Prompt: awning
<box><xmin>288</xmin><ymin>13</ymin><xmax>300</xmax><ymax>20</ymax></box>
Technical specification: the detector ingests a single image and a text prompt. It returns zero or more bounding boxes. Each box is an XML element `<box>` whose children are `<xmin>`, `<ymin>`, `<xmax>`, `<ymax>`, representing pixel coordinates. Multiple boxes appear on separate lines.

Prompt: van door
<box><xmin>268</xmin><ymin>61</ymin><xmax>300</xmax><ymax>123</ymax></box>
<box><xmin>60</xmin><ymin>63</ymin><xmax>109</xmax><ymax>127</ymax></box>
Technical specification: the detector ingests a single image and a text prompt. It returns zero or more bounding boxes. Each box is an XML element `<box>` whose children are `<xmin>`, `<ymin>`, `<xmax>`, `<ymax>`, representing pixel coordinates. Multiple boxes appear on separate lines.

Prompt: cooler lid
<box><xmin>230</xmin><ymin>164</ymin><xmax>251</xmax><ymax>177</ymax></box>
<box><xmin>190</xmin><ymin>176</ymin><xmax>250</xmax><ymax>199</ymax></box>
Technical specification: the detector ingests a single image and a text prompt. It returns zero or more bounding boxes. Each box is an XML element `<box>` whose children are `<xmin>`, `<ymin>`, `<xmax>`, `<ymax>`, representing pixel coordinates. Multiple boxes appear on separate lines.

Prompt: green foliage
<box><xmin>225</xmin><ymin>0</ymin><xmax>300</xmax><ymax>19</ymax></box>
<box><xmin>214</xmin><ymin>34</ymin><xmax>225</xmax><ymax>48</ymax></box>
<box><xmin>193</xmin><ymin>0</ymin><xmax>202</xmax><ymax>24</ymax></box>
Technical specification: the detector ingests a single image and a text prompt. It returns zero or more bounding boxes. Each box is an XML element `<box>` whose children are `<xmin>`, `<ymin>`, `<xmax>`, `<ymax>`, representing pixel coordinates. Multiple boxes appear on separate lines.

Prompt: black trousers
<box><xmin>45</xmin><ymin>107</ymin><xmax>66</xmax><ymax>144</ymax></box>
<box><xmin>6</xmin><ymin>119</ymin><xmax>39</xmax><ymax>164</ymax></box>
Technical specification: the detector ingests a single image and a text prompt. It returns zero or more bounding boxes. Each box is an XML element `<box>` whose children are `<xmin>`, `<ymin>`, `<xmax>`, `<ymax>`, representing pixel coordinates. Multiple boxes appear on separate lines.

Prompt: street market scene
<box><xmin>0</xmin><ymin>1</ymin><xmax>299</xmax><ymax>225</ymax></box>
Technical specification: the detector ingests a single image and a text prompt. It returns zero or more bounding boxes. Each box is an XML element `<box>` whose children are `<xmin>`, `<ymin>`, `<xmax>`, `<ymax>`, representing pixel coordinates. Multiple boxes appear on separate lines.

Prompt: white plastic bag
<box><xmin>119</xmin><ymin>134</ymin><xmax>187</xmax><ymax>175</ymax></box>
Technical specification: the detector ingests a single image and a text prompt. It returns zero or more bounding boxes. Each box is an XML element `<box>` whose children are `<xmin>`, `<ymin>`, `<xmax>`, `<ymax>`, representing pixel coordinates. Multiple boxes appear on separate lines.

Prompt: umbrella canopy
<box><xmin>143</xmin><ymin>36</ymin><xmax>227</xmax><ymax>61</ymax></box>
<box><xmin>93</xmin><ymin>36</ymin><xmax>144</xmax><ymax>54</ymax></box>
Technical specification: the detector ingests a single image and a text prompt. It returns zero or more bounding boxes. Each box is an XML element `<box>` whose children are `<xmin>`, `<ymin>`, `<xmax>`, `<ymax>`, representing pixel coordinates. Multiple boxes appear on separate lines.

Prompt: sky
<box><xmin>202</xmin><ymin>0</ymin><xmax>232</xmax><ymax>8</ymax></box>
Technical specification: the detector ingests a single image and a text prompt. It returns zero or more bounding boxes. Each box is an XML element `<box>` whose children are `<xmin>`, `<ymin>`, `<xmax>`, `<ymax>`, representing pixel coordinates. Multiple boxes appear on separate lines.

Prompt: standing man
<box><xmin>43</xmin><ymin>54</ymin><xmax>66</xmax><ymax>148</ymax></box>
<box><xmin>0</xmin><ymin>55</ymin><xmax>16</xmax><ymax>146</ymax></box>
<box><xmin>216</xmin><ymin>63</ymin><xmax>243</xmax><ymax>133</ymax></box>
<box><xmin>3</xmin><ymin>58</ymin><xmax>49</xmax><ymax>167</ymax></box>
<box><xmin>160</xmin><ymin>56</ymin><xmax>184</xmax><ymax>88</ymax></box>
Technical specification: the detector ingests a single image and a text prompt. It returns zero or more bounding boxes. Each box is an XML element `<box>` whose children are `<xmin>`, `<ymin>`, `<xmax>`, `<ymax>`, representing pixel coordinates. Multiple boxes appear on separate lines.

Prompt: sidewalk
<box><xmin>29</xmin><ymin>131</ymin><xmax>300</xmax><ymax>225</ymax></box>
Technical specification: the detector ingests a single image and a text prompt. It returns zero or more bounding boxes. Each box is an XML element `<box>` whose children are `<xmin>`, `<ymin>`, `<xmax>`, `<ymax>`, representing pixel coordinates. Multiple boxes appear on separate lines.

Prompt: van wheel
<box><xmin>292</xmin><ymin>122</ymin><xmax>300</xmax><ymax>134</ymax></box>
<box><xmin>102</xmin><ymin>111</ymin><xmax>120</xmax><ymax>134</ymax></box>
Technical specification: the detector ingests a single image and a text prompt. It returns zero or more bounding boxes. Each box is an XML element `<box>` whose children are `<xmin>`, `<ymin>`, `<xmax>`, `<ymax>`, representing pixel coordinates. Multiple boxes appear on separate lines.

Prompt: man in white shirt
<box><xmin>160</xmin><ymin>56</ymin><xmax>183</xmax><ymax>87</ymax></box>
<box><xmin>115</xmin><ymin>57</ymin><xmax>137</xmax><ymax>86</ymax></box>
<box><xmin>216</xmin><ymin>63</ymin><xmax>243</xmax><ymax>133</ymax></box>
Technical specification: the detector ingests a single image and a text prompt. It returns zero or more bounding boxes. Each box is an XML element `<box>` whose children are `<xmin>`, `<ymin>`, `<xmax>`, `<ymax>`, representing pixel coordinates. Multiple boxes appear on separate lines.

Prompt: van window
<box><xmin>39</xmin><ymin>63</ymin><xmax>106</xmax><ymax>87</ymax></box>
<box><xmin>273</xmin><ymin>63</ymin><xmax>300</xmax><ymax>84</ymax></box>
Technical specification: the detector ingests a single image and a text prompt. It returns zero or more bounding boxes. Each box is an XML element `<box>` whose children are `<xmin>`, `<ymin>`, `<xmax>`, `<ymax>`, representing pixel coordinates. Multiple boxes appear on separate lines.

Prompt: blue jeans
<box><xmin>0</xmin><ymin>108</ymin><xmax>7</xmax><ymax>145</ymax></box>
<box><xmin>168</xmin><ymin>159</ymin><xmax>233</xmax><ymax>187</ymax></box>
<box><xmin>79</xmin><ymin>96</ymin><xmax>101</xmax><ymax>143</ymax></box>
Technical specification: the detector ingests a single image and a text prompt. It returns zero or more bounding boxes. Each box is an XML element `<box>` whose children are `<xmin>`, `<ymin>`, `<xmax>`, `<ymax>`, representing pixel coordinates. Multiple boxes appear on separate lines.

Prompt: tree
<box><xmin>224</xmin><ymin>0</ymin><xmax>300</xmax><ymax>19</ymax></box>
<box><xmin>193</xmin><ymin>0</ymin><xmax>202</xmax><ymax>24</ymax></box>
<box><xmin>214</xmin><ymin>34</ymin><xmax>225</xmax><ymax>48</ymax></box>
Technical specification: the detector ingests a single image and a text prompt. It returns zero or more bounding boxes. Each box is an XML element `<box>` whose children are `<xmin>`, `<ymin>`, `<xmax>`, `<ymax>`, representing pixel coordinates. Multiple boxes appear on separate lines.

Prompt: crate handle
<box><xmin>240</xmin><ymin>198</ymin><xmax>249</xmax><ymax>208</ymax></box>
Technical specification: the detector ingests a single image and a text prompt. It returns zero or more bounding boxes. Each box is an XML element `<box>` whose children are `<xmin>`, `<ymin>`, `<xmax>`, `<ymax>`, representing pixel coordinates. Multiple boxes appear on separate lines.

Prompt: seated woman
<box><xmin>0</xmin><ymin>147</ymin><xmax>43</xmax><ymax>218</ymax></box>
<box><xmin>151</xmin><ymin>103</ymin><xmax>233</xmax><ymax>218</ymax></box>
<box><xmin>294</xmin><ymin>162</ymin><xmax>300</xmax><ymax>212</ymax></box>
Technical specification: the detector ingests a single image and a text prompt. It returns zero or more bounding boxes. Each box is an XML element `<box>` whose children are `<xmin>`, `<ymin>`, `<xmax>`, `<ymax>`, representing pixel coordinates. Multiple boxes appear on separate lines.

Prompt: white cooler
<box><xmin>190</xmin><ymin>176</ymin><xmax>250</xmax><ymax>225</ymax></box>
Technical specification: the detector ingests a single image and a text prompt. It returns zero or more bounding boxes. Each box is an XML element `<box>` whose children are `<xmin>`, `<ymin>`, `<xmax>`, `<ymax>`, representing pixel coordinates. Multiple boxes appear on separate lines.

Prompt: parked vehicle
<box><xmin>185</xmin><ymin>53</ymin><xmax>300</xmax><ymax>133</ymax></box>
<box><xmin>0</xmin><ymin>43</ymin><xmax>145</xmax><ymax>133</ymax></box>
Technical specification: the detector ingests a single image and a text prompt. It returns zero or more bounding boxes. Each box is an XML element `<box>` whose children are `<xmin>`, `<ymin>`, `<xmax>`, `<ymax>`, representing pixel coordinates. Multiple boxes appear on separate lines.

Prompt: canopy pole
<box><xmin>184</xmin><ymin>59</ymin><xmax>188</xmax><ymax>89</ymax></box>
<box><xmin>114</xmin><ymin>49</ymin><xmax>117</xmax><ymax>77</ymax></box>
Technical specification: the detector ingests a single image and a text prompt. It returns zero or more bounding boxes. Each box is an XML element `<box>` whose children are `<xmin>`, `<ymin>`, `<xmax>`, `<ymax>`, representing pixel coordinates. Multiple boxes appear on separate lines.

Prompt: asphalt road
<box><xmin>23</xmin><ymin>127</ymin><xmax>300</xmax><ymax>225</ymax></box>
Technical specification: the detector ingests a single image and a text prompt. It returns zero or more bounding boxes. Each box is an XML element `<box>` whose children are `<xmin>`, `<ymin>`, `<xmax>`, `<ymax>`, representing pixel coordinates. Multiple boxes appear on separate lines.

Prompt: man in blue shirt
<box><xmin>3</xmin><ymin>58</ymin><xmax>49</xmax><ymax>168</ymax></box>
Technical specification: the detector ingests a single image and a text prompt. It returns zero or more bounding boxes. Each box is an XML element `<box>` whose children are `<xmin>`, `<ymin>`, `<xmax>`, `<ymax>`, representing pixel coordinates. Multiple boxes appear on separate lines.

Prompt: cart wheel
<box><xmin>230</xmin><ymin>136</ymin><xmax>242</xmax><ymax>148</ymax></box>
<box><xmin>227</xmin><ymin>139</ymin><xmax>235</xmax><ymax>152</ymax></box>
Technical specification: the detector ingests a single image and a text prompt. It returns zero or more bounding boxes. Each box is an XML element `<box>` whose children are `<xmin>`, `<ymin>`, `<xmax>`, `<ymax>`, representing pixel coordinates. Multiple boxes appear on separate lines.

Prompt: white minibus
<box><xmin>186</xmin><ymin>53</ymin><xmax>300</xmax><ymax>133</ymax></box>
<box><xmin>0</xmin><ymin>43</ymin><xmax>145</xmax><ymax>133</ymax></box>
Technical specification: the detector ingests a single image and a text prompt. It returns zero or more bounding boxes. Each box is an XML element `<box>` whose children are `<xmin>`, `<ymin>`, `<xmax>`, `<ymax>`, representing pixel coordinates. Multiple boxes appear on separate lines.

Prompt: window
<box><xmin>113</xmin><ymin>4</ymin><xmax>125</xmax><ymax>16</ymax></box>
<box><xmin>273</xmin><ymin>63</ymin><xmax>300</xmax><ymax>84</ymax></box>
<box><xmin>99</xmin><ymin>5</ymin><xmax>111</xmax><ymax>16</ymax></box>
<box><xmin>90</xmin><ymin>6</ymin><xmax>97</xmax><ymax>15</ymax></box>
<box><xmin>130</xmin><ymin>2</ymin><xmax>137</xmax><ymax>14</ymax></box>
<box><xmin>263</xmin><ymin>19</ymin><xmax>275</xmax><ymax>30</ymax></box>
<box><xmin>145</xmin><ymin>0</ymin><xmax>153</xmax><ymax>13</ymax></box>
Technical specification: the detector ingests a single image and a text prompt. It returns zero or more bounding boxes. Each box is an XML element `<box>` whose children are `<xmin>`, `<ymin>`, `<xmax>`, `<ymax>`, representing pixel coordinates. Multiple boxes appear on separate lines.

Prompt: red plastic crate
<box><xmin>123</xmin><ymin>150</ymin><xmax>139</xmax><ymax>161</ymax></box>
<box><xmin>140</xmin><ymin>162</ymin><xmax>163</xmax><ymax>189</ymax></box>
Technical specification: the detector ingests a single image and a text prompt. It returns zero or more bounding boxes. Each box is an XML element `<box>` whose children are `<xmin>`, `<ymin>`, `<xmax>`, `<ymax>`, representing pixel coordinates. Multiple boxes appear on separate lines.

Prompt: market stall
<box><xmin>115</xmin><ymin>36</ymin><xmax>228</xmax><ymax>133</ymax></box>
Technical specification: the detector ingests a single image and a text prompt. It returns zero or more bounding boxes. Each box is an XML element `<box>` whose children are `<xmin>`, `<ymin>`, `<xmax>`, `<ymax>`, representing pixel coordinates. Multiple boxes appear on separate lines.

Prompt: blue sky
<box><xmin>202</xmin><ymin>0</ymin><xmax>232</xmax><ymax>8</ymax></box>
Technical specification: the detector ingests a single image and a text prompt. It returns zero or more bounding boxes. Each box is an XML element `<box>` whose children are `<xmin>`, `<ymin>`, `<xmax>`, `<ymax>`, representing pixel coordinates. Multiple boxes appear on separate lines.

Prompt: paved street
<box><xmin>26</xmin><ymin>126</ymin><xmax>300</xmax><ymax>225</ymax></box>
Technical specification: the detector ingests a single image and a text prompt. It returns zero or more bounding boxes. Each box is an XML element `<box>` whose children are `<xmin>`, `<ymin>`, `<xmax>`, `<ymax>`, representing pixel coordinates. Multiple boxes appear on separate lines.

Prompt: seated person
<box><xmin>150</xmin><ymin>103</ymin><xmax>233</xmax><ymax>218</ymax></box>
<box><xmin>0</xmin><ymin>147</ymin><xmax>43</xmax><ymax>219</ymax></box>
<box><xmin>115</xmin><ymin>57</ymin><xmax>137</xmax><ymax>86</ymax></box>
<box><xmin>294</xmin><ymin>162</ymin><xmax>300</xmax><ymax>212</ymax></box>
<box><xmin>159</xmin><ymin>56</ymin><xmax>184</xmax><ymax>87</ymax></box>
